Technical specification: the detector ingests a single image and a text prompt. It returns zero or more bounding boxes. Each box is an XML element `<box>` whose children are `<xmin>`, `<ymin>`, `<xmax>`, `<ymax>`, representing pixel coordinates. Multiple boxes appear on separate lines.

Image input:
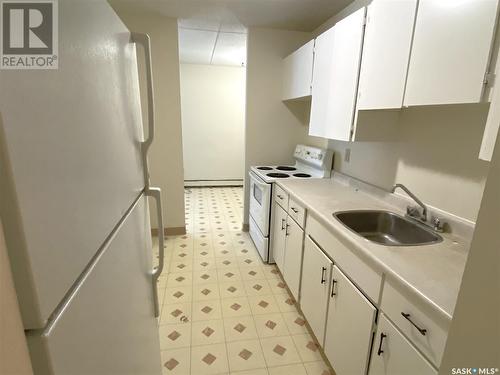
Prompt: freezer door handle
<box><xmin>145</xmin><ymin>187</ymin><xmax>164</xmax><ymax>317</ymax></box>
<box><xmin>131</xmin><ymin>32</ymin><xmax>155</xmax><ymax>188</ymax></box>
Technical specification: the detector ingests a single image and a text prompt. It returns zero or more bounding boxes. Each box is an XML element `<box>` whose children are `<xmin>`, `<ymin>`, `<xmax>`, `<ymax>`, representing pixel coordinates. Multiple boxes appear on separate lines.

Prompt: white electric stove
<box><xmin>248</xmin><ymin>144</ymin><xmax>333</xmax><ymax>263</ymax></box>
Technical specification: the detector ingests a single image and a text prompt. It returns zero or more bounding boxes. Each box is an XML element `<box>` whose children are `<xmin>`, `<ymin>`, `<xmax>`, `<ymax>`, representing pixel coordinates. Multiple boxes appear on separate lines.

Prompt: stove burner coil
<box><xmin>276</xmin><ymin>166</ymin><xmax>297</xmax><ymax>171</ymax></box>
<box><xmin>266</xmin><ymin>173</ymin><xmax>290</xmax><ymax>178</ymax></box>
<box><xmin>294</xmin><ymin>173</ymin><xmax>311</xmax><ymax>178</ymax></box>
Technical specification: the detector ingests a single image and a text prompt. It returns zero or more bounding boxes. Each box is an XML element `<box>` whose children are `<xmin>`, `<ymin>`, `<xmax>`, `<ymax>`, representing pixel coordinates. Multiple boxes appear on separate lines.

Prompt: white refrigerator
<box><xmin>0</xmin><ymin>1</ymin><xmax>164</xmax><ymax>374</ymax></box>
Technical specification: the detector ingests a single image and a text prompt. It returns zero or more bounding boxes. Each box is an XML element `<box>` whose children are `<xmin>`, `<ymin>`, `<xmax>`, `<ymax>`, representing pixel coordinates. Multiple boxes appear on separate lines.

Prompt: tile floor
<box><xmin>154</xmin><ymin>187</ymin><xmax>334</xmax><ymax>375</ymax></box>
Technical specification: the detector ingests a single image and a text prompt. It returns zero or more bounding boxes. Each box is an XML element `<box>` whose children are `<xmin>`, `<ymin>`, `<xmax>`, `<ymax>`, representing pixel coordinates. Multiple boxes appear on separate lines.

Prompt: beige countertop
<box><xmin>276</xmin><ymin>177</ymin><xmax>470</xmax><ymax>322</ymax></box>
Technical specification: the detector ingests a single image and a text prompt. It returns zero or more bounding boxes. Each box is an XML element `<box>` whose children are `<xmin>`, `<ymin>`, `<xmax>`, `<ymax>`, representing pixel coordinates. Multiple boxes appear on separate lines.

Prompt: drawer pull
<box><xmin>377</xmin><ymin>333</ymin><xmax>387</xmax><ymax>356</ymax></box>
<box><xmin>291</xmin><ymin>207</ymin><xmax>299</xmax><ymax>213</ymax></box>
<box><xmin>331</xmin><ymin>279</ymin><xmax>337</xmax><ymax>297</ymax></box>
<box><xmin>277</xmin><ymin>194</ymin><xmax>284</xmax><ymax>199</ymax></box>
<box><xmin>281</xmin><ymin>218</ymin><xmax>285</xmax><ymax>230</ymax></box>
<box><xmin>401</xmin><ymin>312</ymin><xmax>427</xmax><ymax>336</ymax></box>
<box><xmin>320</xmin><ymin>267</ymin><xmax>327</xmax><ymax>284</ymax></box>
<box><xmin>285</xmin><ymin>223</ymin><xmax>290</xmax><ymax>236</ymax></box>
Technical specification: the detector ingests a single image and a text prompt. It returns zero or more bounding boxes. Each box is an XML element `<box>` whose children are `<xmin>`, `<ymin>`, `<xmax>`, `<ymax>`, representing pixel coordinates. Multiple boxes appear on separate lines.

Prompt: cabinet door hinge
<box><xmin>484</xmin><ymin>72</ymin><xmax>496</xmax><ymax>87</ymax></box>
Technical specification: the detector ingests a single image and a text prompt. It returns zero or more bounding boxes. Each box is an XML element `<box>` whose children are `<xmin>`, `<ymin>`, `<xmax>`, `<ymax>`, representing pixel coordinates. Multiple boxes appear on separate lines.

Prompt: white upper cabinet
<box><xmin>282</xmin><ymin>40</ymin><xmax>315</xmax><ymax>100</ymax></box>
<box><xmin>404</xmin><ymin>0</ymin><xmax>499</xmax><ymax>106</ymax></box>
<box><xmin>357</xmin><ymin>0</ymin><xmax>417</xmax><ymax>110</ymax></box>
<box><xmin>308</xmin><ymin>26</ymin><xmax>336</xmax><ymax>139</ymax></box>
<box><xmin>309</xmin><ymin>7</ymin><xmax>366</xmax><ymax>141</ymax></box>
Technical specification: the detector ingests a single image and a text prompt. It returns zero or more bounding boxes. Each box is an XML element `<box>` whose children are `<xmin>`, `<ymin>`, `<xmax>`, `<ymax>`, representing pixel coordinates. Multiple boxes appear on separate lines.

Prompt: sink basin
<box><xmin>333</xmin><ymin>210</ymin><xmax>442</xmax><ymax>246</ymax></box>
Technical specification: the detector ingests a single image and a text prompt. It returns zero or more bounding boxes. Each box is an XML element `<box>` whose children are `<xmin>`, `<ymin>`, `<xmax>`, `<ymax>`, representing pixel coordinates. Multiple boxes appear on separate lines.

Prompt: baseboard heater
<box><xmin>184</xmin><ymin>179</ymin><xmax>243</xmax><ymax>187</ymax></box>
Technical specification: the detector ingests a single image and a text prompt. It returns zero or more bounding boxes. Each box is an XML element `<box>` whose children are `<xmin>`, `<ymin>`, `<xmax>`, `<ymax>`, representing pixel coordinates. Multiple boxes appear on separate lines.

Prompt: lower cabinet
<box><xmin>282</xmin><ymin>216</ymin><xmax>304</xmax><ymax>299</ymax></box>
<box><xmin>272</xmin><ymin>203</ymin><xmax>287</xmax><ymax>269</ymax></box>
<box><xmin>300</xmin><ymin>236</ymin><xmax>332</xmax><ymax>345</ymax></box>
<box><xmin>324</xmin><ymin>265</ymin><xmax>377</xmax><ymax>375</ymax></box>
<box><xmin>369</xmin><ymin>314</ymin><xmax>437</xmax><ymax>375</ymax></box>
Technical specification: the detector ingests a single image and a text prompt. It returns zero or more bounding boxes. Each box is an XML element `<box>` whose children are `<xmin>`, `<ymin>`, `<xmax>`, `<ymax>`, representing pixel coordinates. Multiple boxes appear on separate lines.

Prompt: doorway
<box><xmin>178</xmin><ymin>18</ymin><xmax>247</xmax><ymax>187</ymax></box>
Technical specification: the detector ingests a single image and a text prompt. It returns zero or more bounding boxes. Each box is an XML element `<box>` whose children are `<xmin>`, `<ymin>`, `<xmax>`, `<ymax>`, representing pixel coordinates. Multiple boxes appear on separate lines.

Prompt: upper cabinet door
<box><xmin>404</xmin><ymin>0</ymin><xmax>498</xmax><ymax>106</ymax></box>
<box><xmin>309</xmin><ymin>7</ymin><xmax>366</xmax><ymax>140</ymax></box>
<box><xmin>309</xmin><ymin>26</ymin><xmax>336</xmax><ymax>138</ymax></box>
<box><xmin>357</xmin><ymin>0</ymin><xmax>417</xmax><ymax>110</ymax></box>
<box><xmin>282</xmin><ymin>40</ymin><xmax>315</xmax><ymax>100</ymax></box>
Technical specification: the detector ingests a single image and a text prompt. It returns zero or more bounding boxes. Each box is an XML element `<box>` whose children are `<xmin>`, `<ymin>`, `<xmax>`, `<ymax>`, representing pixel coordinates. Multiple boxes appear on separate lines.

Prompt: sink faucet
<box><xmin>391</xmin><ymin>184</ymin><xmax>427</xmax><ymax>222</ymax></box>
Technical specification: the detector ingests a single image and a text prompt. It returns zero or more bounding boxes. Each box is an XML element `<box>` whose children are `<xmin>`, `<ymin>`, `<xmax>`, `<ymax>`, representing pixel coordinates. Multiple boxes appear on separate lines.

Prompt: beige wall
<box><xmin>440</xmin><ymin>130</ymin><xmax>500</xmax><ymax>372</ymax></box>
<box><xmin>180</xmin><ymin>64</ymin><xmax>246</xmax><ymax>182</ymax></box>
<box><xmin>0</xmin><ymin>221</ymin><xmax>33</xmax><ymax>375</ymax></box>
<box><xmin>243</xmin><ymin>27</ymin><xmax>325</xmax><ymax>224</ymax></box>
<box><xmin>329</xmin><ymin>104</ymin><xmax>490</xmax><ymax>222</ymax></box>
<box><xmin>110</xmin><ymin>5</ymin><xmax>186</xmax><ymax>231</ymax></box>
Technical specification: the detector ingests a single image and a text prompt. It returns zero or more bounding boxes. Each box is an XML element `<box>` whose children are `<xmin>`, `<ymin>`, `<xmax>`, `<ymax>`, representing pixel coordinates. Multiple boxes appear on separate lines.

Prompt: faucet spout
<box><xmin>391</xmin><ymin>183</ymin><xmax>427</xmax><ymax>222</ymax></box>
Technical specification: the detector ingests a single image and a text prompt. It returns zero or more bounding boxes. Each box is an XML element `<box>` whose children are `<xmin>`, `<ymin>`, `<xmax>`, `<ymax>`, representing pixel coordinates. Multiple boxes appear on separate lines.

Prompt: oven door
<box><xmin>248</xmin><ymin>171</ymin><xmax>272</xmax><ymax>236</ymax></box>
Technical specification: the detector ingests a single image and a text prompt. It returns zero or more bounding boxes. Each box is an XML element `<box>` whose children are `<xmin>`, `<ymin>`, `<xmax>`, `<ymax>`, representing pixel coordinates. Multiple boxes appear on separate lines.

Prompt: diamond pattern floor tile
<box><xmin>153</xmin><ymin>187</ymin><xmax>333</xmax><ymax>375</ymax></box>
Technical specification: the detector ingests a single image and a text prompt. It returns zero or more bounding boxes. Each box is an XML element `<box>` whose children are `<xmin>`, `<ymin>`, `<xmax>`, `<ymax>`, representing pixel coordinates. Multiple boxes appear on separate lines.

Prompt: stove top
<box><xmin>251</xmin><ymin>145</ymin><xmax>333</xmax><ymax>183</ymax></box>
<box><xmin>251</xmin><ymin>165</ymin><xmax>318</xmax><ymax>183</ymax></box>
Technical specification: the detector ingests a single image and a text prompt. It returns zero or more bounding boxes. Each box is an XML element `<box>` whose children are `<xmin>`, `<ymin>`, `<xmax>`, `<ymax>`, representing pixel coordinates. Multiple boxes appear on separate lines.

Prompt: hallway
<box><xmin>154</xmin><ymin>187</ymin><xmax>333</xmax><ymax>374</ymax></box>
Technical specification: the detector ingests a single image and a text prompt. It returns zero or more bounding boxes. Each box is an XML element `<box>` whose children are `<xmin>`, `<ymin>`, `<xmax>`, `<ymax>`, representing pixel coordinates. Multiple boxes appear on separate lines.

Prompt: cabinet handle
<box><xmin>401</xmin><ymin>312</ymin><xmax>427</xmax><ymax>336</ymax></box>
<box><xmin>377</xmin><ymin>333</ymin><xmax>387</xmax><ymax>356</ymax></box>
<box><xmin>285</xmin><ymin>223</ymin><xmax>290</xmax><ymax>236</ymax></box>
<box><xmin>291</xmin><ymin>207</ymin><xmax>299</xmax><ymax>213</ymax></box>
<box><xmin>281</xmin><ymin>218</ymin><xmax>285</xmax><ymax>230</ymax></box>
<box><xmin>330</xmin><ymin>279</ymin><xmax>337</xmax><ymax>297</ymax></box>
<box><xmin>320</xmin><ymin>267</ymin><xmax>327</xmax><ymax>284</ymax></box>
<box><xmin>277</xmin><ymin>194</ymin><xmax>284</xmax><ymax>199</ymax></box>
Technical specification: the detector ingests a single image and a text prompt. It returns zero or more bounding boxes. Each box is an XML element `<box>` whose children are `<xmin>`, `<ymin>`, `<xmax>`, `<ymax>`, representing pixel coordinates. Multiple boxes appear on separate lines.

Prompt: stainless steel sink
<box><xmin>333</xmin><ymin>210</ymin><xmax>443</xmax><ymax>246</ymax></box>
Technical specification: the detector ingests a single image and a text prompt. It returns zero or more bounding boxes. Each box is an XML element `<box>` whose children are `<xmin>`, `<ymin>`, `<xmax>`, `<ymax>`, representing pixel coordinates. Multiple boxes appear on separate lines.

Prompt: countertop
<box><xmin>276</xmin><ymin>177</ymin><xmax>470</xmax><ymax>322</ymax></box>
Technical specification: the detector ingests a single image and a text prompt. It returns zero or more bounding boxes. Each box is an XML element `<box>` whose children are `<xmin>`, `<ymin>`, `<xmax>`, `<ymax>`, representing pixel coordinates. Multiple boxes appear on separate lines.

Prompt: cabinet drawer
<box><xmin>306</xmin><ymin>215</ymin><xmax>382</xmax><ymax>303</ymax></box>
<box><xmin>381</xmin><ymin>279</ymin><xmax>450</xmax><ymax>367</ymax></box>
<box><xmin>274</xmin><ymin>185</ymin><xmax>289</xmax><ymax>210</ymax></box>
<box><xmin>288</xmin><ymin>198</ymin><xmax>305</xmax><ymax>228</ymax></box>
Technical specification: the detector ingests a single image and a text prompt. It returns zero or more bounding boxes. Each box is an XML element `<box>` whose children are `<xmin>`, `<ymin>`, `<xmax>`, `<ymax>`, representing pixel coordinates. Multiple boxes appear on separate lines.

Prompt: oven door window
<box><xmin>253</xmin><ymin>183</ymin><xmax>263</xmax><ymax>206</ymax></box>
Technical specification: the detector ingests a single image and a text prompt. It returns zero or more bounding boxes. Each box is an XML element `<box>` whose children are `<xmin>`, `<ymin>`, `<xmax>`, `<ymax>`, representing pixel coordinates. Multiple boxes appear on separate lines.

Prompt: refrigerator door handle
<box><xmin>131</xmin><ymin>32</ymin><xmax>155</xmax><ymax>188</ymax></box>
<box><xmin>145</xmin><ymin>187</ymin><xmax>164</xmax><ymax>318</ymax></box>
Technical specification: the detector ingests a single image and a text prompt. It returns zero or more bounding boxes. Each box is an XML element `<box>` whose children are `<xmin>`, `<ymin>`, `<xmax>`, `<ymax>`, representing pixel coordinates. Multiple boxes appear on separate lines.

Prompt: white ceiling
<box><xmin>178</xmin><ymin>19</ymin><xmax>247</xmax><ymax>66</ymax></box>
<box><xmin>111</xmin><ymin>0</ymin><xmax>353</xmax><ymax>31</ymax></box>
<box><xmin>111</xmin><ymin>0</ymin><xmax>354</xmax><ymax>66</ymax></box>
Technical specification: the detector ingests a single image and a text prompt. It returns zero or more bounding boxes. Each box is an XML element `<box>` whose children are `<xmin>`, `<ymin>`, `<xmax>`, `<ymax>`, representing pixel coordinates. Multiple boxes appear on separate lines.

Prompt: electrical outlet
<box><xmin>344</xmin><ymin>148</ymin><xmax>351</xmax><ymax>163</ymax></box>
